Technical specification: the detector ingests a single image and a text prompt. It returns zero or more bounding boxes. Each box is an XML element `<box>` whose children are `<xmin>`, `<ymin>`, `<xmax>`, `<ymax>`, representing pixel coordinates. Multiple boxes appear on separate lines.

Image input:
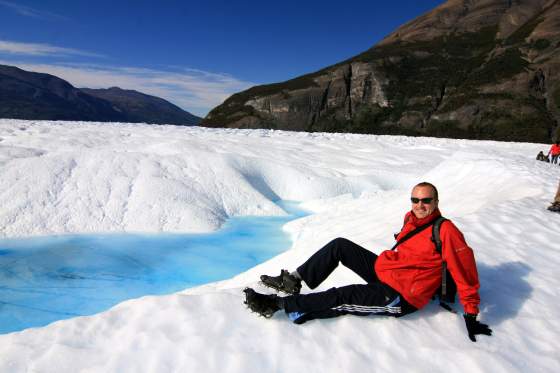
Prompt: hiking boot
<box><xmin>243</xmin><ymin>288</ymin><xmax>281</xmax><ymax>318</ymax></box>
<box><xmin>260</xmin><ymin>269</ymin><xmax>302</xmax><ymax>295</ymax></box>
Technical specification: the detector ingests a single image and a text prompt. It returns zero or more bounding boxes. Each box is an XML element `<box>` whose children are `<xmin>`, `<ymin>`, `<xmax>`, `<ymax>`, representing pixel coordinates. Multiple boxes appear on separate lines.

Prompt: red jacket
<box><xmin>549</xmin><ymin>144</ymin><xmax>560</xmax><ymax>156</ymax></box>
<box><xmin>375</xmin><ymin>209</ymin><xmax>480</xmax><ymax>314</ymax></box>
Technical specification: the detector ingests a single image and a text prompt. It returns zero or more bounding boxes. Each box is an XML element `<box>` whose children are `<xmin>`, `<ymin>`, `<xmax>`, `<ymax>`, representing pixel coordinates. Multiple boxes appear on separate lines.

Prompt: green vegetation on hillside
<box><xmin>553</xmin><ymin>87</ymin><xmax>560</xmax><ymax>109</ymax></box>
<box><xmin>348</xmin><ymin>27</ymin><xmax>499</xmax><ymax>123</ymax></box>
<box><xmin>202</xmin><ymin>15</ymin><xmax>558</xmax><ymax>143</ymax></box>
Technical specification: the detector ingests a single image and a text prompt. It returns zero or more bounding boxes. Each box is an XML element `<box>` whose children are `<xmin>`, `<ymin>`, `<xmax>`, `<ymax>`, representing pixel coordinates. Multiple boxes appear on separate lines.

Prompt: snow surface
<box><xmin>0</xmin><ymin>119</ymin><xmax>559</xmax><ymax>372</ymax></box>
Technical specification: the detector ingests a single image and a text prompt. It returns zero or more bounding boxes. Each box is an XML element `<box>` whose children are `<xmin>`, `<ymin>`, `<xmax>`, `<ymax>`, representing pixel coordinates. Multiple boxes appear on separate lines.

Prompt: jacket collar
<box><xmin>407</xmin><ymin>208</ymin><xmax>441</xmax><ymax>227</ymax></box>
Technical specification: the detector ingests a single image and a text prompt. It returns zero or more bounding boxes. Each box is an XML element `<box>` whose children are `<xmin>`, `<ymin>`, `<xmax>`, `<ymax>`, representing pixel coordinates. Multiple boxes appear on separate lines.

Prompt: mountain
<box><xmin>201</xmin><ymin>0</ymin><xmax>560</xmax><ymax>143</ymax></box>
<box><xmin>0</xmin><ymin>64</ymin><xmax>201</xmax><ymax>125</ymax></box>
<box><xmin>0</xmin><ymin>64</ymin><xmax>125</xmax><ymax>122</ymax></box>
<box><xmin>81</xmin><ymin>87</ymin><xmax>201</xmax><ymax>126</ymax></box>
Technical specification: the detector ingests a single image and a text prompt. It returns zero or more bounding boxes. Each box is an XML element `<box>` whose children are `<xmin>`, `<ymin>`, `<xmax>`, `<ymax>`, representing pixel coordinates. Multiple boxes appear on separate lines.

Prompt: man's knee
<box><xmin>331</xmin><ymin>237</ymin><xmax>353</xmax><ymax>247</ymax></box>
<box><xmin>326</xmin><ymin>237</ymin><xmax>355</xmax><ymax>257</ymax></box>
<box><xmin>330</xmin><ymin>237</ymin><xmax>345</xmax><ymax>243</ymax></box>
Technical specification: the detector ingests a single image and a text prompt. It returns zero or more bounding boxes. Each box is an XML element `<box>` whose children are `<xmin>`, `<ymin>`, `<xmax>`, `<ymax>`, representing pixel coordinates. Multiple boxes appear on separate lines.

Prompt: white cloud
<box><xmin>0</xmin><ymin>39</ymin><xmax>103</xmax><ymax>58</ymax></box>
<box><xmin>0</xmin><ymin>1</ymin><xmax>65</xmax><ymax>20</ymax></box>
<box><xmin>0</xmin><ymin>60</ymin><xmax>255</xmax><ymax>117</ymax></box>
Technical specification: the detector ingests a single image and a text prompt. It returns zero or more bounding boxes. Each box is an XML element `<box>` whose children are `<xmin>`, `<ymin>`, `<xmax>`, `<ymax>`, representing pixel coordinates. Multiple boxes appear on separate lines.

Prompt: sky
<box><xmin>0</xmin><ymin>0</ymin><xmax>445</xmax><ymax>117</ymax></box>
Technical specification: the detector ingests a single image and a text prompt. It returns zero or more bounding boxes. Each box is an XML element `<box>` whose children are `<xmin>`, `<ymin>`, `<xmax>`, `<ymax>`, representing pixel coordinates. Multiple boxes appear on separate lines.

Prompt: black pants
<box><xmin>282</xmin><ymin>238</ymin><xmax>416</xmax><ymax>322</ymax></box>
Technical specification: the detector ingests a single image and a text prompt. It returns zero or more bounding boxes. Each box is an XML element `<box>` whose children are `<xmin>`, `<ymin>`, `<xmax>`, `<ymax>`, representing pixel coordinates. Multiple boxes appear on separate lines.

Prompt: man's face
<box><xmin>411</xmin><ymin>185</ymin><xmax>438</xmax><ymax>219</ymax></box>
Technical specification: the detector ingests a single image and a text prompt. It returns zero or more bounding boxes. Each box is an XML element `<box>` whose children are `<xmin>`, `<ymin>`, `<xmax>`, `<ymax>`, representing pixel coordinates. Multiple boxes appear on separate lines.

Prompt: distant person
<box><xmin>243</xmin><ymin>182</ymin><xmax>492</xmax><ymax>342</ymax></box>
<box><xmin>547</xmin><ymin>142</ymin><xmax>560</xmax><ymax>164</ymax></box>
<box><xmin>536</xmin><ymin>151</ymin><xmax>549</xmax><ymax>162</ymax></box>
<box><xmin>547</xmin><ymin>180</ymin><xmax>560</xmax><ymax>213</ymax></box>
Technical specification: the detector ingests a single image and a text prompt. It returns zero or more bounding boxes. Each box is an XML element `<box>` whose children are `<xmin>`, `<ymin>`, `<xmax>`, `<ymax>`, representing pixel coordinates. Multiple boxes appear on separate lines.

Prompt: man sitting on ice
<box><xmin>243</xmin><ymin>182</ymin><xmax>492</xmax><ymax>342</ymax></box>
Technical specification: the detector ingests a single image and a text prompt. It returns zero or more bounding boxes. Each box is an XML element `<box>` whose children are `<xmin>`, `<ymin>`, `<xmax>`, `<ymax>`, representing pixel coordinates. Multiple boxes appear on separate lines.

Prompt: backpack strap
<box><xmin>431</xmin><ymin>217</ymin><xmax>456</xmax><ymax>313</ymax></box>
<box><xmin>390</xmin><ymin>218</ymin><xmax>437</xmax><ymax>251</ymax></box>
<box><xmin>432</xmin><ymin>216</ymin><xmax>448</xmax><ymax>295</ymax></box>
<box><xmin>431</xmin><ymin>216</ymin><xmax>447</xmax><ymax>255</ymax></box>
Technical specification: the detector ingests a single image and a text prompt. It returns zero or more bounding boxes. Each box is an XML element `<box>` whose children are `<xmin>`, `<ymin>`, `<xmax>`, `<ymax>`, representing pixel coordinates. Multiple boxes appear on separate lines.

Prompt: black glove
<box><xmin>463</xmin><ymin>313</ymin><xmax>492</xmax><ymax>342</ymax></box>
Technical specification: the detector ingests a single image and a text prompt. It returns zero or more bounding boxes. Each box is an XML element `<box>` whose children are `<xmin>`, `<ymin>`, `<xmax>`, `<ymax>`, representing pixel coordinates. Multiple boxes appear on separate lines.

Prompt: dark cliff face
<box><xmin>201</xmin><ymin>0</ymin><xmax>560</xmax><ymax>143</ymax></box>
<box><xmin>0</xmin><ymin>65</ymin><xmax>201</xmax><ymax>125</ymax></box>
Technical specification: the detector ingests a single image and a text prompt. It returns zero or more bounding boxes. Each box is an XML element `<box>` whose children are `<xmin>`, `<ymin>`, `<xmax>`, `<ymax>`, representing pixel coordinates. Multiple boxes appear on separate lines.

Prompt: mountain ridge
<box><xmin>201</xmin><ymin>0</ymin><xmax>560</xmax><ymax>143</ymax></box>
<box><xmin>80</xmin><ymin>86</ymin><xmax>201</xmax><ymax>126</ymax></box>
<box><xmin>0</xmin><ymin>64</ymin><xmax>201</xmax><ymax>125</ymax></box>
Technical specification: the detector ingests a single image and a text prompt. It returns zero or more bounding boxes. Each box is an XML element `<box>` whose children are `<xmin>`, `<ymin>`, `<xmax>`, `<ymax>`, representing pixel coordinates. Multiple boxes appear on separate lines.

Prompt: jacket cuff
<box><xmin>464</xmin><ymin>305</ymin><xmax>479</xmax><ymax>315</ymax></box>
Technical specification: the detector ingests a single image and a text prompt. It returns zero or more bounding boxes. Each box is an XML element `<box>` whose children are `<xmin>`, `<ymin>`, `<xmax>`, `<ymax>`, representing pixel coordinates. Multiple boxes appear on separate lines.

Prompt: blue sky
<box><xmin>0</xmin><ymin>0</ymin><xmax>444</xmax><ymax>116</ymax></box>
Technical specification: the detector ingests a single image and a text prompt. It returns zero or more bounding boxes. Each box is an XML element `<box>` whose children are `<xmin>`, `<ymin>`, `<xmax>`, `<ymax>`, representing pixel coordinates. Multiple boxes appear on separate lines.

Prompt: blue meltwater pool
<box><xmin>0</xmin><ymin>201</ymin><xmax>308</xmax><ymax>334</ymax></box>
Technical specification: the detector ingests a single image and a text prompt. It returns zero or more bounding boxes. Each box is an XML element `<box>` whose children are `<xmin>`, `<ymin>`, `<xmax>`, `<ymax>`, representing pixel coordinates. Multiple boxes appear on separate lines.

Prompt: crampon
<box><xmin>243</xmin><ymin>288</ymin><xmax>280</xmax><ymax>318</ymax></box>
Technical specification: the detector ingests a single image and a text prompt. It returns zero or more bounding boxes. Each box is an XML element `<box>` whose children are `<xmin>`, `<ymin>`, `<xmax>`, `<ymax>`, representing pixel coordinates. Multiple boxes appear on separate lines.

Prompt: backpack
<box><xmin>391</xmin><ymin>216</ymin><xmax>457</xmax><ymax>309</ymax></box>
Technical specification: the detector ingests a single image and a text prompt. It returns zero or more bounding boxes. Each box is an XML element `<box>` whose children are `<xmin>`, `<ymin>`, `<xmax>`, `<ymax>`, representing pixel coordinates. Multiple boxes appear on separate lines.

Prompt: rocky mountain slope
<box><xmin>0</xmin><ymin>64</ymin><xmax>201</xmax><ymax>125</ymax></box>
<box><xmin>201</xmin><ymin>0</ymin><xmax>560</xmax><ymax>142</ymax></box>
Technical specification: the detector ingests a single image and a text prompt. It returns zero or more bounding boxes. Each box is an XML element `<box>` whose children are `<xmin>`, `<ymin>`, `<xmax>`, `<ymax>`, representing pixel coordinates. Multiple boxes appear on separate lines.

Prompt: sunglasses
<box><xmin>411</xmin><ymin>197</ymin><xmax>435</xmax><ymax>204</ymax></box>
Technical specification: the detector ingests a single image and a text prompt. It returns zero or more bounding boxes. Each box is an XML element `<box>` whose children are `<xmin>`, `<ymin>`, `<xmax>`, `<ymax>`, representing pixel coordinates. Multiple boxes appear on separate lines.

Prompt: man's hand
<box><xmin>463</xmin><ymin>313</ymin><xmax>492</xmax><ymax>342</ymax></box>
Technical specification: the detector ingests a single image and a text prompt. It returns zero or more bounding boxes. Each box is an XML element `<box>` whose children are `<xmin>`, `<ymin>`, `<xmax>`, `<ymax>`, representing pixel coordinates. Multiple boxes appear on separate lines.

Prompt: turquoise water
<box><xmin>0</xmin><ymin>201</ymin><xmax>308</xmax><ymax>334</ymax></box>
